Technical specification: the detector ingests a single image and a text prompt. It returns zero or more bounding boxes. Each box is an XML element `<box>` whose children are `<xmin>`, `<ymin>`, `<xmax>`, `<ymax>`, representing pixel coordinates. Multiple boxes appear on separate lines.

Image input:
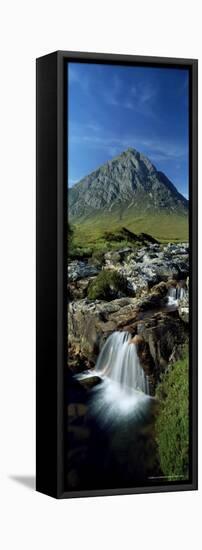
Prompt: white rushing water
<box><xmin>95</xmin><ymin>331</ymin><xmax>149</xmax><ymax>395</ymax></box>
<box><xmin>167</xmin><ymin>285</ymin><xmax>186</xmax><ymax>305</ymax></box>
<box><xmin>75</xmin><ymin>331</ymin><xmax>151</xmax><ymax>425</ymax></box>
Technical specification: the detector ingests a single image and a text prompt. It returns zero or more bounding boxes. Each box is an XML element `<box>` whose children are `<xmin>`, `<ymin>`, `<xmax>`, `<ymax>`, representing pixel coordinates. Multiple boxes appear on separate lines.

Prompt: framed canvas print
<box><xmin>36</xmin><ymin>51</ymin><xmax>198</xmax><ymax>498</ymax></box>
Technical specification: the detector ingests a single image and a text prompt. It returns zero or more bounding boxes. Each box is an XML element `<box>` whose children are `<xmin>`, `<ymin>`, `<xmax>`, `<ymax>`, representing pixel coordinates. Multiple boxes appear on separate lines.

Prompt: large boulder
<box><xmin>68</xmin><ymin>297</ymin><xmax>139</xmax><ymax>361</ymax></box>
<box><xmin>137</xmin><ymin>311</ymin><xmax>189</xmax><ymax>381</ymax></box>
<box><xmin>68</xmin><ymin>260</ymin><xmax>100</xmax><ymax>282</ymax></box>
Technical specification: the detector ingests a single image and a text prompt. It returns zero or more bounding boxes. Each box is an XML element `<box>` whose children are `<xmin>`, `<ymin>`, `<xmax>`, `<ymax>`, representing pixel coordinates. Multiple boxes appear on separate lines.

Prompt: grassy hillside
<box><xmin>70</xmin><ymin>209</ymin><xmax>188</xmax><ymax>252</ymax></box>
<box><xmin>155</xmin><ymin>351</ymin><xmax>189</xmax><ymax>481</ymax></box>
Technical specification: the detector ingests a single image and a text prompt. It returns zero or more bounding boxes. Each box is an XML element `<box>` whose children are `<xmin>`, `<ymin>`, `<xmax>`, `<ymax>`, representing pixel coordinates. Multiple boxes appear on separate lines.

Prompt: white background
<box><xmin>0</xmin><ymin>1</ymin><xmax>201</xmax><ymax>548</ymax></box>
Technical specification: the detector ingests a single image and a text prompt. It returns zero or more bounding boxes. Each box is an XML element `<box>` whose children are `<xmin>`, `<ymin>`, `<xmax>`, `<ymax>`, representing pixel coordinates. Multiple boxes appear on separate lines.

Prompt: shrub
<box><xmin>68</xmin><ymin>223</ymin><xmax>74</xmax><ymax>253</ymax></box>
<box><xmin>87</xmin><ymin>270</ymin><xmax>128</xmax><ymax>301</ymax></box>
<box><xmin>155</xmin><ymin>352</ymin><xmax>189</xmax><ymax>480</ymax></box>
<box><xmin>69</xmin><ymin>247</ymin><xmax>92</xmax><ymax>260</ymax></box>
<box><xmin>90</xmin><ymin>250</ymin><xmax>105</xmax><ymax>266</ymax></box>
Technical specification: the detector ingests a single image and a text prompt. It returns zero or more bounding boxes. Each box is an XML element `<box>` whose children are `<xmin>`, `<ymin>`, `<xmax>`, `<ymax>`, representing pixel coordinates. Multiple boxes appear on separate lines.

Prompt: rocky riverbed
<box><xmin>68</xmin><ymin>242</ymin><xmax>189</xmax><ymax>395</ymax></box>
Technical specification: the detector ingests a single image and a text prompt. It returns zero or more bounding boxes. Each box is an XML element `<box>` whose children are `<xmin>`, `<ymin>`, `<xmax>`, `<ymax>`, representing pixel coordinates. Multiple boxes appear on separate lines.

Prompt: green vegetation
<box><xmin>68</xmin><ymin>223</ymin><xmax>93</xmax><ymax>259</ymax></box>
<box><xmin>90</xmin><ymin>250</ymin><xmax>106</xmax><ymax>266</ymax></box>
<box><xmin>68</xmin><ymin>221</ymin><xmax>140</xmax><ymax>259</ymax></box>
<box><xmin>70</xmin><ymin>209</ymin><xmax>188</xmax><ymax>252</ymax></box>
<box><xmin>155</xmin><ymin>351</ymin><xmax>189</xmax><ymax>481</ymax></box>
<box><xmin>87</xmin><ymin>270</ymin><xmax>129</xmax><ymax>301</ymax></box>
<box><xmin>68</xmin><ymin>223</ymin><xmax>74</xmax><ymax>253</ymax></box>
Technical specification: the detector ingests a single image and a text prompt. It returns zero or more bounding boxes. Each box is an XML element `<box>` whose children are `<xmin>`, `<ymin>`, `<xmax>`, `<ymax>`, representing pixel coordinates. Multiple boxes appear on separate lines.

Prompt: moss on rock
<box><xmin>87</xmin><ymin>270</ymin><xmax>129</xmax><ymax>301</ymax></box>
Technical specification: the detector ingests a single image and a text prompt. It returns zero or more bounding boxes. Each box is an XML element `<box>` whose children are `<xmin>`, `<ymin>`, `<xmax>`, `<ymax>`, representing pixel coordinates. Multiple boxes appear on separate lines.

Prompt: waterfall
<box><xmin>167</xmin><ymin>286</ymin><xmax>177</xmax><ymax>301</ymax></box>
<box><xmin>96</xmin><ymin>331</ymin><xmax>149</xmax><ymax>395</ymax></box>
<box><xmin>75</xmin><ymin>331</ymin><xmax>151</xmax><ymax>424</ymax></box>
<box><xmin>167</xmin><ymin>285</ymin><xmax>187</xmax><ymax>305</ymax></box>
<box><xmin>177</xmin><ymin>286</ymin><xmax>186</xmax><ymax>300</ymax></box>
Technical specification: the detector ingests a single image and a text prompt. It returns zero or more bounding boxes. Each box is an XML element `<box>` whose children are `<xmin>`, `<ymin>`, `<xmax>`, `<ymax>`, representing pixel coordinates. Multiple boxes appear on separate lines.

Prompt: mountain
<box><xmin>69</xmin><ymin>148</ymin><xmax>188</xmax><ymax>221</ymax></box>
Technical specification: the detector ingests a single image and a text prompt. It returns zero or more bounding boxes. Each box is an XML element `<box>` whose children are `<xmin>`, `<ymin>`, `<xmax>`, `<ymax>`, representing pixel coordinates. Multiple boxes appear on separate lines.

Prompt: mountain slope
<box><xmin>69</xmin><ymin>148</ymin><xmax>188</xmax><ymax>221</ymax></box>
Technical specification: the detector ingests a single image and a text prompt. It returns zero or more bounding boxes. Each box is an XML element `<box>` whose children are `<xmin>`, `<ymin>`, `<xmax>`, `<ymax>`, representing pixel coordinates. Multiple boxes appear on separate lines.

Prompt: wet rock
<box><xmin>68</xmin><ymin>297</ymin><xmax>138</xmax><ymax>360</ymax></box>
<box><xmin>150</xmin><ymin>281</ymin><xmax>168</xmax><ymax>298</ymax></box>
<box><xmin>136</xmin><ymin>291</ymin><xmax>166</xmax><ymax>311</ymax></box>
<box><xmin>137</xmin><ymin>311</ymin><xmax>189</xmax><ymax>384</ymax></box>
<box><xmin>68</xmin><ymin>285</ymin><xmax>171</xmax><ymax>364</ymax></box>
<box><xmin>77</xmin><ymin>375</ymin><xmax>102</xmax><ymax>390</ymax></box>
<box><xmin>166</xmin><ymin>279</ymin><xmax>189</xmax><ymax>321</ymax></box>
<box><xmin>68</xmin><ymin>344</ymin><xmax>95</xmax><ymax>374</ymax></box>
<box><xmin>178</xmin><ymin>299</ymin><xmax>189</xmax><ymax>323</ymax></box>
<box><xmin>129</xmin><ymin>334</ymin><xmax>144</xmax><ymax>345</ymax></box>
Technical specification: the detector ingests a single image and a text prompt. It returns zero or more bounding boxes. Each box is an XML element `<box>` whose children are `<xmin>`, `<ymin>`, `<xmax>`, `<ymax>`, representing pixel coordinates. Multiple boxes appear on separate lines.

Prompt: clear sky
<box><xmin>68</xmin><ymin>62</ymin><xmax>189</xmax><ymax>198</ymax></box>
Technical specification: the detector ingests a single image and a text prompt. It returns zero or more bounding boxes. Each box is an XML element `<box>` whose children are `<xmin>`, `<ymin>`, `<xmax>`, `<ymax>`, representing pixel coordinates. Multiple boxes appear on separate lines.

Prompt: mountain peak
<box><xmin>112</xmin><ymin>147</ymin><xmax>156</xmax><ymax>174</ymax></box>
<box><xmin>115</xmin><ymin>147</ymin><xmax>140</xmax><ymax>160</ymax></box>
<box><xmin>124</xmin><ymin>147</ymin><xmax>138</xmax><ymax>155</ymax></box>
<box><xmin>69</xmin><ymin>149</ymin><xmax>188</xmax><ymax>220</ymax></box>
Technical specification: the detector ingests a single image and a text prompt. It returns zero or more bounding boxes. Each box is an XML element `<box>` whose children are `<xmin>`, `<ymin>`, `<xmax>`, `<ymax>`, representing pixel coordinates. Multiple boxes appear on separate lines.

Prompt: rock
<box><xmin>77</xmin><ymin>375</ymin><xmax>102</xmax><ymax>390</ymax></box>
<box><xmin>104</xmin><ymin>251</ymin><xmax>122</xmax><ymax>265</ymax></box>
<box><xmin>101</xmin><ymin>242</ymin><xmax>189</xmax><ymax>297</ymax></box>
<box><xmin>68</xmin><ymin>286</ymin><xmax>178</xmax><ymax>366</ymax></box>
<box><xmin>137</xmin><ymin>311</ymin><xmax>189</xmax><ymax>385</ymax></box>
<box><xmin>169</xmin><ymin>342</ymin><xmax>189</xmax><ymax>364</ymax></box>
<box><xmin>150</xmin><ymin>281</ymin><xmax>168</xmax><ymax>298</ymax></box>
<box><xmin>68</xmin><ymin>241</ymin><xmax>189</xmax><ymax>395</ymax></box>
<box><xmin>166</xmin><ymin>279</ymin><xmax>189</xmax><ymax>322</ymax></box>
<box><xmin>68</xmin><ymin>344</ymin><xmax>95</xmax><ymax>374</ymax></box>
<box><xmin>178</xmin><ymin>300</ymin><xmax>189</xmax><ymax>323</ymax></box>
<box><xmin>68</xmin><ymin>278</ymin><xmax>91</xmax><ymax>300</ymax></box>
<box><xmin>136</xmin><ymin>338</ymin><xmax>156</xmax><ymax>394</ymax></box>
<box><xmin>136</xmin><ymin>291</ymin><xmax>166</xmax><ymax>311</ymax></box>
<box><xmin>68</xmin><ymin>260</ymin><xmax>100</xmax><ymax>282</ymax></box>
<box><xmin>129</xmin><ymin>334</ymin><xmax>144</xmax><ymax>345</ymax></box>
<box><xmin>68</xmin><ymin>297</ymin><xmax>138</xmax><ymax>360</ymax></box>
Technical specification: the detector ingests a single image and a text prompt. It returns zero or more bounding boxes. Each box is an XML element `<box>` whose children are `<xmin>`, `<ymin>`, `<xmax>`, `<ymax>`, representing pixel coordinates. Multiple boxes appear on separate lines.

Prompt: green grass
<box><xmin>70</xmin><ymin>209</ymin><xmax>188</xmax><ymax>251</ymax></box>
<box><xmin>155</xmin><ymin>351</ymin><xmax>189</xmax><ymax>481</ymax></box>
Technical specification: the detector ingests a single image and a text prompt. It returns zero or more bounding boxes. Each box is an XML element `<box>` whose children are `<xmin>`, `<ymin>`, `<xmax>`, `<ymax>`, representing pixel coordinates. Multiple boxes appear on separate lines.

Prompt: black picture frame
<box><xmin>36</xmin><ymin>50</ymin><xmax>198</xmax><ymax>499</ymax></box>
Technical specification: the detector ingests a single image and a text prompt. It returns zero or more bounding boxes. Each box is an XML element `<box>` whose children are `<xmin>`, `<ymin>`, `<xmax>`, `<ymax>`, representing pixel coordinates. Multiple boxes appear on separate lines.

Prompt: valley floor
<box><xmin>71</xmin><ymin>211</ymin><xmax>189</xmax><ymax>251</ymax></box>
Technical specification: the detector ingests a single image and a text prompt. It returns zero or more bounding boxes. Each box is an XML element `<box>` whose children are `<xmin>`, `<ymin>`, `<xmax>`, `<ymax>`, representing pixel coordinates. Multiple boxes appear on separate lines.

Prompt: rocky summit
<box><xmin>69</xmin><ymin>148</ymin><xmax>188</xmax><ymax>220</ymax></box>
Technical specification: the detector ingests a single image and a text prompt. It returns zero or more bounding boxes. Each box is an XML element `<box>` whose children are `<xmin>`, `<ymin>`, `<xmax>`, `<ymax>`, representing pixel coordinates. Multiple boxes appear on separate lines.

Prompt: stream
<box><xmin>67</xmin><ymin>285</ymin><xmax>187</xmax><ymax>491</ymax></box>
<box><xmin>69</xmin><ymin>331</ymin><xmax>159</xmax><ymax>491</ymax></box>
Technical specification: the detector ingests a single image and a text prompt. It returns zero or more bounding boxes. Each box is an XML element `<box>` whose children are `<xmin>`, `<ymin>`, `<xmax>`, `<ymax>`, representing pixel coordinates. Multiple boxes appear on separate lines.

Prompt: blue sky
<box><xmin>68</xmin><ymin>63</ymin><xmax>189</xmax><ymax>198</ymax></box>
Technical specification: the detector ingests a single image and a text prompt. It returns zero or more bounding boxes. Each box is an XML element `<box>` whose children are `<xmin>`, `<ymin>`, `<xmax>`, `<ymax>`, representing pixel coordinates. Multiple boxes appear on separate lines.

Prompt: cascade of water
<box><xmin>167</xmin><ymin>285</ymin><xmax>187</xmax><ymax>305</ymax></box>
<box><xmin>95</xmin><ymin>331</ymin><xmax>149</xmax><ymax>394</ymax></box>
<box><xmin>176</xmin><ymin>286</ymin><xmax>186</xmax><ymax>300</ymax></box>
<box><xmin>168</xmin><ymin>286</ymin><xmax>177</xmax><ymax>299</ymax></box>
<box><xmin>167</xmin><ymin>286</ymin><xmax>177</xmax><ymax>304</ymax></box>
